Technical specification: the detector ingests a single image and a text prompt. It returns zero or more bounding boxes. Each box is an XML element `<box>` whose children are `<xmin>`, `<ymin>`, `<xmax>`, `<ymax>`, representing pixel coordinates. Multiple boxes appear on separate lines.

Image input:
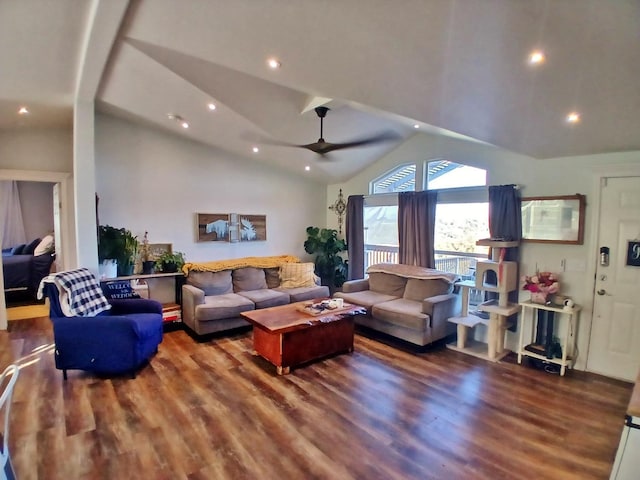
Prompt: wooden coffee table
<box><xmin>241</xmin><ymin>300</ymin><xmax>364</xmax><ymax>375</ymax></box>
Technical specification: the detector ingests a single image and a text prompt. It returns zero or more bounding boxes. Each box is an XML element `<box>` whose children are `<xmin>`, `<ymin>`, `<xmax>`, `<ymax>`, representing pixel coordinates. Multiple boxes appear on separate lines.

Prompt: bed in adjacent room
<box><xmin>2</xmin><ymin>236</ymin><xmax>56</xmax><ymax>299</ymax></box>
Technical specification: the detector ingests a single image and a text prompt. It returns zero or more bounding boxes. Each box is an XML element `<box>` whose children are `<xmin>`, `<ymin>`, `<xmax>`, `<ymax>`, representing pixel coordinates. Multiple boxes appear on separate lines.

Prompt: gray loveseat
<box><xmin>335</xmin><ymin>263</ymin><xmax>461</xmax><ymax>346</ymax></box>
<box><xmin>182</xmin><ymin>260</ymin><xmax>329</xmax><ymax>337</ymax></box>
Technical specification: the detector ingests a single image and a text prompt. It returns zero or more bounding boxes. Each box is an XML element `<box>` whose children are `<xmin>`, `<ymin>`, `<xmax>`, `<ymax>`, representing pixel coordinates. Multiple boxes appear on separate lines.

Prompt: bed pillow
<box><xmin>23</xmin><ymin>238</ymin><xmax>41</xmax><ymax>255</ymax></box>
<box><xmin>101</xmin><ymin>280</ymin><xmax>141</xmax><ymax>300</ymax></box>
<box><xmin>11</xmin><ymin>244</ymin><xmax>26</xmax><ymax>255</ymax></box>
<box><xmin>34</xmin><ymin>234</ymin><xmax>55</xmax><ymax>256</ymax></box>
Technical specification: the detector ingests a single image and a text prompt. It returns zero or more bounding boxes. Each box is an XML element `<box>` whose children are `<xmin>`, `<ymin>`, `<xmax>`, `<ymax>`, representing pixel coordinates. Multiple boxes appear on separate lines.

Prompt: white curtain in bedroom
<box><xmin>0</xmin><ymin>180</ymin><xmax>26</xmax><ymax>248</ymax></box>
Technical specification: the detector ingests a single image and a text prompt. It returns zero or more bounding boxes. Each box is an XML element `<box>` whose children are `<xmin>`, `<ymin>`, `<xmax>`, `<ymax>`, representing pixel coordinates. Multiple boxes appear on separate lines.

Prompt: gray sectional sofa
<box><xmin>335</xmin><ymin>263</ymin><xmax>461</xmax><ymax>346</ymax></box>
<box><xmin>182</xmin><ymin>263</ymin><xmax>329</xmax><ymax>337</ymax></box>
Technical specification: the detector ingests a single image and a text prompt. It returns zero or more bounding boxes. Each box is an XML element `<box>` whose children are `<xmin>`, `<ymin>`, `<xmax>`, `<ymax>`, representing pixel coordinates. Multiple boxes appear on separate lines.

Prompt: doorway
<box><xmin>0</xmin><ymin>169</ymin><xmax>72</xmax><ymax>330</ymax></box>
<box><xmin>587</xmin><ymin>176</ymin><xmax>640</xmax><ymax>381</ymax></box>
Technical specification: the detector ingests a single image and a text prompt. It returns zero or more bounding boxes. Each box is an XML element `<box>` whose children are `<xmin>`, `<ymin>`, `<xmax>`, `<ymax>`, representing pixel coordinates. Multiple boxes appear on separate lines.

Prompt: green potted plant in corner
<box><xmin>304</xmin><ymin>226</ymin><xmax>348</xmax><ymax>293</ymax></box>
<box><xmin>155</xmin><ymin>251</ymin><xmax>186</xmax><ymax>273</ymax></box>
<box><xmin>98</xmin><ymin>225</ymin><xmax>123</xmax><ymax>278</ymax></box>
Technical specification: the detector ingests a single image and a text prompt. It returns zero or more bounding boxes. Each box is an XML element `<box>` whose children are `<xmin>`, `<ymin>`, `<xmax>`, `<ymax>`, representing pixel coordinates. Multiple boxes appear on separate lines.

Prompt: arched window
<box><xmin>370</xmin><ymin>164</ymin><xmax>416</xmax><ymax>194</ymax></box>
<box><xmin>426</xmin><ymin>159</ymin><xmax>486</xmax><ymax>190</ymax></box>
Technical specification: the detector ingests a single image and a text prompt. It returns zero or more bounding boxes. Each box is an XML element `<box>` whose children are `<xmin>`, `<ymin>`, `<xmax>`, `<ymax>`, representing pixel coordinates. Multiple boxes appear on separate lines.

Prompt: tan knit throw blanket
<box><xmin>366</xmin><ymin>263</ymin><xmax>460</xmax><ymax>283</ymax></box>
<box><xmin>182</xmin><ymin>255</ymin><xmax>300</xmax><ymax>274</ymax></box>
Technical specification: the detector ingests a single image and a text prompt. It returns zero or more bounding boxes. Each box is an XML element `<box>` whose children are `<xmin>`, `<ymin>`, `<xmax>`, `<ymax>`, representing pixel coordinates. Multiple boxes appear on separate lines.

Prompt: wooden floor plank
<box><xmin>1</xmin><ymin>318</ymin><xmax>632</xmax><ymax>479</ymax></box>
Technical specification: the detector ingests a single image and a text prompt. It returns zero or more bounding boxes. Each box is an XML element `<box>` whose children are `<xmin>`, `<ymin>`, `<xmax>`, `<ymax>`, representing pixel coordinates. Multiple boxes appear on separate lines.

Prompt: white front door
<box><xmin>587</xmin><ymin>176</ymin><xmax>640</xmax><ymax>381</ymax></box>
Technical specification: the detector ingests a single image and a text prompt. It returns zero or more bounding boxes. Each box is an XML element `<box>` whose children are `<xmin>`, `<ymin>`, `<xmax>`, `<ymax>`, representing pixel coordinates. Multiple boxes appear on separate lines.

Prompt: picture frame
<box><xmin>238</xmin><ymin>214</ymin><xmax>267</xmax><ymax>242</ymax></box>
<box><xmin>521</xmin><ymin>194</ymin><xmax>586</xmax><ymax>244</ymax></box>
<box><xmin>197</xmin><ymin>213</ymin><xmax>230</xmax><ymax>242</ymax></box>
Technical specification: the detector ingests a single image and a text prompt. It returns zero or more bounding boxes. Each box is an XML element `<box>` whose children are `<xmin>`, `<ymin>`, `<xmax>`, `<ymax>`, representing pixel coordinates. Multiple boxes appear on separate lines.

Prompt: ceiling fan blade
<box><xmin>304</xmin><ymin>130</ymin><xmax>401</xmax><ymax>155</ymax></box>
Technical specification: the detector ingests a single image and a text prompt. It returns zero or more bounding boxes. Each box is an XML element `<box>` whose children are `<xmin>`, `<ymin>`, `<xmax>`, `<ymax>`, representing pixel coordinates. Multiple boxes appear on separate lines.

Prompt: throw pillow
<box><xmin>23</xmin><ymin>238</ymin><xmax>41</xmax><ymax>255</ymax></box>
<box><xmin>232</xmin><ymin>267</ymin><xmax>267</xmax><ymax>292</ymax></box>
<box><xmin>34</xmin><ymin>234</ymin><xmax>55</xmax><ymax>256</ymax></box>
<box><xmin>279</xmin><ymin>262</ymin><xmax>316</xmax><ymax>289</ymax></box>
<box><xmin>101</xmin><ymin>280</ymin><xmax>141</xmax><ymax>300</ymax></box>
<box><xmin>187</xmin><ymin>271</ymin><xmax>233</xmax><ymax>296</ymax></box>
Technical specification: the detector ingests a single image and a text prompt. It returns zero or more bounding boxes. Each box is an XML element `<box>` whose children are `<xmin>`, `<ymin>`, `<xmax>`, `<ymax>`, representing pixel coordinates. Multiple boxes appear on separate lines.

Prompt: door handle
<box><xmin>597</xmin><ymin>289</ymin><xmax>608</xmax><ymax>296</ymax></box>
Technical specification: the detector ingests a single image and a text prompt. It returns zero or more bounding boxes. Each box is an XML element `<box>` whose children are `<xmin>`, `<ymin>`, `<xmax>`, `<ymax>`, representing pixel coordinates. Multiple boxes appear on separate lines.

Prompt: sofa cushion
<box><xmin>372</xmin><ymin>298</ymin><xmax>429</xmax><ymax>330</ymax></box>
<box><xmin>264</xmin><ymin>268</ymin><xmax>281</xmax><ymax>288</ymax></box>
<box><xmin>403</xmin><ymin>278</ymin><xmax>452</xmax><ymax>302</ymax></box>
<box><xmin>232</xmin><ymin>267</ymin><xmax>267</xmax><ymax>292</ymax></box>
<box><xmin>187</xmin><ymin>270</ymin><xmax>233</xmax><ymax>296</ymax></box>
<box><xmin>368</xmin><ymin>272</ymin><xmax>407</xmax><ymax>296</ymax></box>
<box><xmin>334</xmin><ymin>290</ymin><xmax>399</xmax><ymax>314</ymax></box>
<box><xmin>275</xmin><ymin>285</ymin><xmax>329</xmax><ymax>302</ymax></box>
<box><xmin>195</xmin><ymin>293</ymin><xmax>254</xmax><ymax>322</ymax></box>
<box><xmin>279</xmin><ymin>262</ymin><xmax>317</xmax><ymax>288</ymax></box>
<box><xmin>237</xmin><ymin>289</ymin><xmax>289</xmax><ymax>309</ymax></box>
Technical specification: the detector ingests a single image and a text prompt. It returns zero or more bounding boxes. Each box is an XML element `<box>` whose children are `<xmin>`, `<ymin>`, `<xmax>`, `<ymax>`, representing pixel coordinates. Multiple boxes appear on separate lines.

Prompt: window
<box><xmin>364</xmin><ymin>194</ymin><xmax>399</xmax><ymax>267</ymax></box>
<box><xmin>371</xmin><ymin>164</ymin><xmax>416</xmax><ymax>194</ymax></box>
<box><xmin>363</xmin><ymin>160</ymin><xmax>489</xmax><ymax>291</ymax></box>
<box><xmin>426</xmin><ymin>160</ymin><xmax>486</xmax><ymax>190</ymax></box>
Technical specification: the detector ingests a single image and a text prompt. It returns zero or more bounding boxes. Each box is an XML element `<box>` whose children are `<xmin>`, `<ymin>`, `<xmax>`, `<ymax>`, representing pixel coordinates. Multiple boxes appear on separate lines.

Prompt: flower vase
<box><xmin>531</xmin><ymin>291</ymin><xmax>548</xmax><ymax>304</ymax></box>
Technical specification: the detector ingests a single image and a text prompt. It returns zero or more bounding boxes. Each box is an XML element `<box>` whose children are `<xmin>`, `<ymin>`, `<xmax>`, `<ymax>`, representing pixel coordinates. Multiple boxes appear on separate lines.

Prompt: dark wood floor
<box><xmin>1</xmin><ymin>316</ymin><xmax>632</xmax><ymax>480</ymax></box>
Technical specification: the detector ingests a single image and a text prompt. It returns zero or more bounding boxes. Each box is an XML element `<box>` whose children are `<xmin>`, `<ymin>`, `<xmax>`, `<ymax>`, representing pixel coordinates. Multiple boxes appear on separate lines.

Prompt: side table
<box><xmin>517</xmin><ymin>300</ymin><xmax>580</xmax><ymax>376</ymax></box>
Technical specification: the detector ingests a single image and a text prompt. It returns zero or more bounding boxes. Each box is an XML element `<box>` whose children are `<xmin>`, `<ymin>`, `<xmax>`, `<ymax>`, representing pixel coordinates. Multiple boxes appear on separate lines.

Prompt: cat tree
<box><xmin>447</xmin><ymin>239</ymin><xmax>520</xmax><ymax>362</ymax></box>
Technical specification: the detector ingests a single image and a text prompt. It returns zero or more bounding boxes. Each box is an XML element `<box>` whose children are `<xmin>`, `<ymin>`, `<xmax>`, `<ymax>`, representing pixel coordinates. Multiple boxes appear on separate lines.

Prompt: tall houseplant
<box><xmin>97</xmin><ymin>225</ymin><xmax>138</xmax><ymax>276</ymax></box>
<box><xmin>304</xmin><ymin>226</ymin><xmax>348</xmax><ymax>292</ymax></box>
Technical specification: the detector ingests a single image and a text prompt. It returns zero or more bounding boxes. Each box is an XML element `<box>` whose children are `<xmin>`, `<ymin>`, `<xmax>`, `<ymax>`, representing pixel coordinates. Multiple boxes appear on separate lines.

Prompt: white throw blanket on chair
<box><xmin>38</xmin><ymin>268</ymin><xmax>112</xmax><ymax>317</ymax></box>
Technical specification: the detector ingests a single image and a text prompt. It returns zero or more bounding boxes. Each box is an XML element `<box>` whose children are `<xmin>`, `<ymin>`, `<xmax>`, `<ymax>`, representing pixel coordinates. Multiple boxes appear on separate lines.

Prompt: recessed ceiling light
<box><xmin>252</xmin><ymin>147</ymin><xmax>259</xmax><ymax>153</ymax></box>
<box><xmin>267</xmin><ymin>58</ymin><xmax>281</xmax><ymax>69</ymax></box>
<box><xmin>18</xmin><ymin>106</ymin><xmax>29</xmax><ymax>115</ymax></box>
<box><xmin>528</xmin><ymin>50</ymin><xmax>546</xmax><ymax>65</ymax></box>
<box><xmin>181</xmin><ymin>121</ymin><xmax>189</xmax><ymax>129</ymax></box>
<box><xmin>208</xmin><ymin>103</ymin><xmax>216</xmax><ymax>111</ymax></box>
<box><xmin>413</xmin><ymin>124</ymin><xmax>420</xmax><ymax>129</ymax></box>
<box><xmin>305</xmin><ymin>166</ymin><xmax>311</xmax><ymax>171</ymax></box>
<box><xmin>566</xmin><ymin>112</ymin><xmax>581</xmax><ymax>124</ymax></box>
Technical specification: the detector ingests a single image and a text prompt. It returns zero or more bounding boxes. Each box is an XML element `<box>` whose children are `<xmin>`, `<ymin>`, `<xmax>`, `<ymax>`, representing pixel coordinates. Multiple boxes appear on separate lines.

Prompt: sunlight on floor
<box><xmin>7</xmin><ymin>303</ymin><xmax>49</xmax><ymax>321</ymax></box>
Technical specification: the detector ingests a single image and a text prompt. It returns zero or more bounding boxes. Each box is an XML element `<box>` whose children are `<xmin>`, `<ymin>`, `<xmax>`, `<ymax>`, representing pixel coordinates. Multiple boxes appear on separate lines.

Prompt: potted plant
<box><xmin>155</xmin><ymin>251</ymin><xmax>186</xmax><ymax>273</ymax></box>
<box><xmin>139</xmin><ymin>231</ymin><xmax>156</xmax><ymax>274</ymax></box>
<box><xmin>303</xmin><ymin>226</ymin><xmax>348</xmax><ymax>293</ymax></box>
<box><xmin>119</xmin><ymin>229</ymin><xmax>138</xmax><ymax>276</ymax></box>
<box><xmin>97</xmin><ymin>225</ymin><xmax>138</xmax><ymax>277</ymax></box>
<box><xmin>98</xmin><ymin>225</ymin><xmax>122</xmax><ymax>278</ymax></box>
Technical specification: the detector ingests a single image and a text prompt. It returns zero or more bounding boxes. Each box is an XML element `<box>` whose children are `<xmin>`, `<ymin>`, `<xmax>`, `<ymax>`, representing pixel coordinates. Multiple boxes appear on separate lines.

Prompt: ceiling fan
<box><xmin>257</xmin><ymin>106</ymin><xmax>399</xmax><ymax>157</ymax></box>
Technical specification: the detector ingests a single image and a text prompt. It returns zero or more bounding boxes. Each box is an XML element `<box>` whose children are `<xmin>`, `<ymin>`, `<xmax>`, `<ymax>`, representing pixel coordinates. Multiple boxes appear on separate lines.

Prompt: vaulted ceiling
<box><xmin>2</xmin><ymin>0</ymin><xmax>639</xmax><ymax>182</ymax></box>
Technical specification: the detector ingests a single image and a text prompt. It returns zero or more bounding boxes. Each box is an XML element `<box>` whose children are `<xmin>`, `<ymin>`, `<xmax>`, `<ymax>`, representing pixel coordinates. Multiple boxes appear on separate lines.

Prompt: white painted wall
<box><xmin>94</xmin><ymin>114</ymin><xmax>327</xmax><ymax>263</ymax></box>
<box><xmin>327</xmin><ymin>131</ymin><xmax>640</xmax><ymax>371</ymax></box>
<box><xmin>0</xmin><ymin>128</ymin><xmax>73</xmax><ymax>172</ymax></box>
<box><xmin>18</xmin><ymin>181</ymin><xmax>54</xmax><ymax>241</ymax></box>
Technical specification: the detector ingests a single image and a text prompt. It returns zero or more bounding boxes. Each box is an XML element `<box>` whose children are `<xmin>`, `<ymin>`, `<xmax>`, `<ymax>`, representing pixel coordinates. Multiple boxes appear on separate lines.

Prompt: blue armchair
<box><xmin>42</xmin><ymin>282</ymin><xmax>164</xmax><ymax>379</ymax></box>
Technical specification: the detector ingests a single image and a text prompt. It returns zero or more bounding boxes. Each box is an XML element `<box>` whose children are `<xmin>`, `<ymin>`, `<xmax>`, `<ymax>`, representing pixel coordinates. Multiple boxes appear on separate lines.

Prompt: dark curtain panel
<box><xmin>346</xmin><ymin>195</ymin><xmax>364</xmax><ymax>280</ymax></box>
<box><xmin>398</xmin><ymin>190</ymin><xmax>437</xmax><ymax>268</ymax></box>
<box><xmin>488</xmin><ymin>184</ymin><xmax>522</xmax><ymax>328</ymax></box>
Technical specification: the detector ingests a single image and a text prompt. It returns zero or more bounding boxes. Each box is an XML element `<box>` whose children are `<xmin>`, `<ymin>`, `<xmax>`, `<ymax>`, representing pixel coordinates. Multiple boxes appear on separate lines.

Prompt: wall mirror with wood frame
<box><xmin>521</xmin><ymin>194</ymin><xmax>586</xmax><ymax>244</ymax></box>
